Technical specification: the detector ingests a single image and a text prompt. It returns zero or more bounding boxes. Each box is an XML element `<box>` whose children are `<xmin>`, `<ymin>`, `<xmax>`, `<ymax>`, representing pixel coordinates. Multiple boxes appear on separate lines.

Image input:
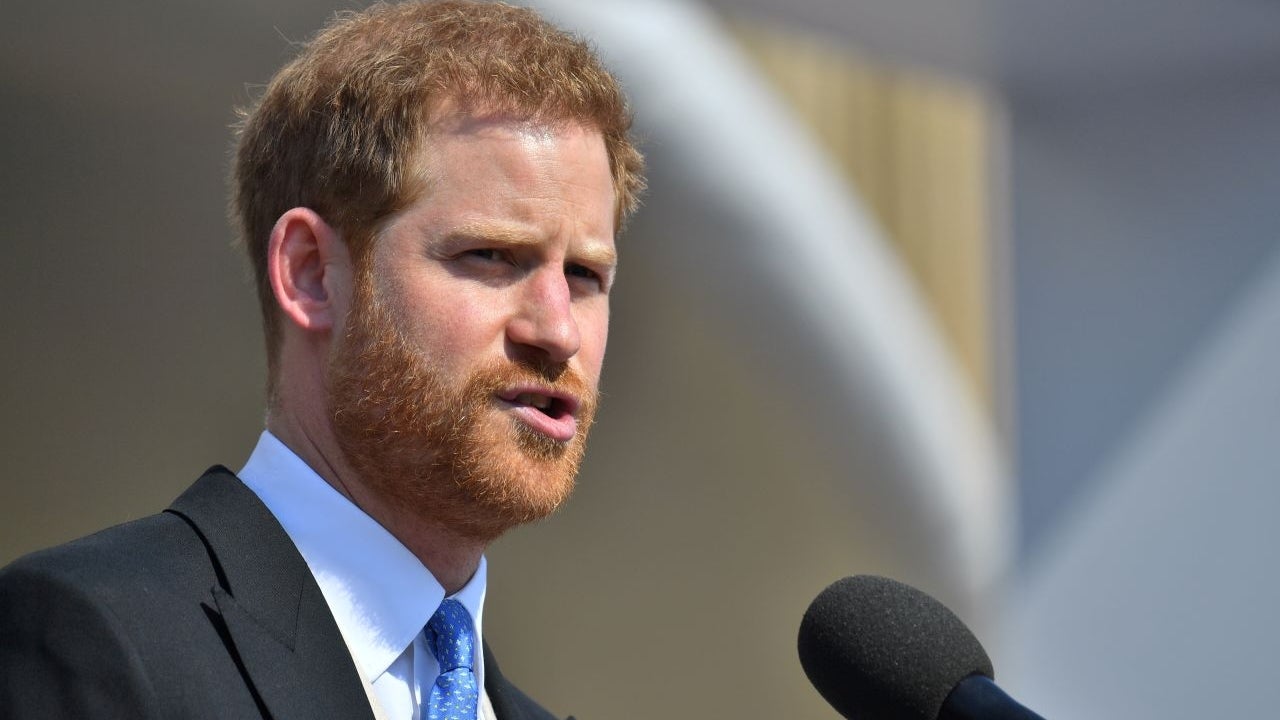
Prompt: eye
<box><xmin>465</xmin><ymin>248</ymin><xmax>504</xmax><ymax>262</ymax></box>
<box><xmin>566</xmin><ymin>263</ymin><xmax>608</xmax><ymax>291</ymax></box>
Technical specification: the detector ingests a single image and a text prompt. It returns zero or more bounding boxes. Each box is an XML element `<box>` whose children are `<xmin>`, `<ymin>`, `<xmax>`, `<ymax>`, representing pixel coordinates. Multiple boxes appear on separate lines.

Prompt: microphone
<box><xmin>798</xmin><ymin>575</ymin><xmax>1045</xmax><ymax>720</ymax></box>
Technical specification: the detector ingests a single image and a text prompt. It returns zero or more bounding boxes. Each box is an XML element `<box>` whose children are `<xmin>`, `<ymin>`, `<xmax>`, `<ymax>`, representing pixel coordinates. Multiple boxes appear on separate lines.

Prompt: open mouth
<box><xmin>510</xmin><ymin>391</ymin><xmax>573</xmax><ymax>420</ymax></box>
<box><xmin>498</xmin><ymin>387</ymin><xmax>580</xmax><ymax>442</ymax></box>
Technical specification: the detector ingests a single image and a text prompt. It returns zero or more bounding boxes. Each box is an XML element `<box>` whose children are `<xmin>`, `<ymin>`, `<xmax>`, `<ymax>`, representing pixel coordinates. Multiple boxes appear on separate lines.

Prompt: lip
<box><xmin>496</xmin><ymin>385</ymin><xmax>580</xmax><ymax>442</ymax></box>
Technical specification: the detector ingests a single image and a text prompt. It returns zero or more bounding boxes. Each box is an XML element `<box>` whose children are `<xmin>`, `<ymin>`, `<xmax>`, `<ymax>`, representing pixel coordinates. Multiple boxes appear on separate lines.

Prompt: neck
<box><xmin>266</xmin><ymin>404</ymin><xmax>485</xmax><ymax>594</ymax></box>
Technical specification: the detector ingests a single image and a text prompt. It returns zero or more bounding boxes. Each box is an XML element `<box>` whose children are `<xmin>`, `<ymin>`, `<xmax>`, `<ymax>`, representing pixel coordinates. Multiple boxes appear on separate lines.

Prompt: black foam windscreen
<box><xmin>798</xmin><ymin>576</ymin><xmax>994</xmax><ymax>720</ymax></box>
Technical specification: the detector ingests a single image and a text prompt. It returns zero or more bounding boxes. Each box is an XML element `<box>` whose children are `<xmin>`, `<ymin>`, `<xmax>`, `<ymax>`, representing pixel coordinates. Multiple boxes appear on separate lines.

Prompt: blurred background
<box><xmin>2</xmin><ymin>0</ymin><xmax>1278</xmax><ymax>717</ymax></box>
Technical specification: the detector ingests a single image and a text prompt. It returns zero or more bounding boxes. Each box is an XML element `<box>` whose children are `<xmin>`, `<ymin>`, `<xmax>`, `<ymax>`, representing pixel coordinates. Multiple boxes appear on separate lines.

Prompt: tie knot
<box><xmin>427</xmin><ymin>599</ymin><xmax>475</xmax><ymax>672</ymax></box>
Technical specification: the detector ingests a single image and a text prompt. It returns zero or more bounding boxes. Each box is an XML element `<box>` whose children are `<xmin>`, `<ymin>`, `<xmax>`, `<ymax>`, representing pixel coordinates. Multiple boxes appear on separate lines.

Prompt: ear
<box><xmin>266</xmin><ymin>207</ymin><xmax>352</xmax><ymax>334</ymax></box>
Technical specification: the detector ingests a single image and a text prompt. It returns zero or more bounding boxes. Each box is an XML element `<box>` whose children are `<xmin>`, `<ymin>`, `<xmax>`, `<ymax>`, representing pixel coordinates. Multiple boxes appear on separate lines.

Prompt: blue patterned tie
<box><xmin>426</xmin><ymin>599</ymin><xmax>479</xmax><ymax>720</ymax></box>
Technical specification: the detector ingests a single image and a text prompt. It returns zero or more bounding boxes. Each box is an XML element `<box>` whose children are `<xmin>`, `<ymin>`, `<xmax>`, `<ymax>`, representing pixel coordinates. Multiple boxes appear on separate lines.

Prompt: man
<box><xmin>0</xmin><ymin>2</ymin><xmax>644</xmax><ymax>718</ymax></box>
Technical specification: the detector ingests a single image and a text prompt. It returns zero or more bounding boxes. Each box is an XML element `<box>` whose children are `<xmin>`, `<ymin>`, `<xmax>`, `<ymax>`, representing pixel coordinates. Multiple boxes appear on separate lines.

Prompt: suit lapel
<box><xmin>168</xmin><ymin>467</ymin><xmax>375</xmax><ymax>720</ymax></box>
<box><xmin>484</xmin><ymin>642</ymin><xmax>570</xmax><ymax>720</ymax></box>
<box><xmin>483</xmin><ymin>642</ymin><xmax>527</xmax><ymax>720</ymax></box>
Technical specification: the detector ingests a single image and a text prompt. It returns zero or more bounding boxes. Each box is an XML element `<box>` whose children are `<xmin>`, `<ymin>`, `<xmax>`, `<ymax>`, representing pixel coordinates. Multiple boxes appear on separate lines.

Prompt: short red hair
<box><xmin>230</xmin><ymin>0</ymin><xmax>644</xmax><ymax>379</ymax></box>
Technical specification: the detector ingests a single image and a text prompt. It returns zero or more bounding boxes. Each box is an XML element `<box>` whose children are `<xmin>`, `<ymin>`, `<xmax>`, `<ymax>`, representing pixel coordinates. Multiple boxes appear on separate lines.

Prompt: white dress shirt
<box><xmin>239</xmin><ymin>431</ymin><xmax>487</xmax><ymax>720</ymax></box>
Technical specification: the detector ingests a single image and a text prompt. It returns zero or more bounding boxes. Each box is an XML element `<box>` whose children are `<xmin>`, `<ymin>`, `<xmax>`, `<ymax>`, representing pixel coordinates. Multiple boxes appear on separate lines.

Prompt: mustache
<box><xmin>475</xmin><ymin>358</ymin><xmax>594</xmax><ymax>398</ymax></box>
<box><xmin>505</xmin><ymin>357</ymin><xmax>569</xmax><ymax>383</ymax></box>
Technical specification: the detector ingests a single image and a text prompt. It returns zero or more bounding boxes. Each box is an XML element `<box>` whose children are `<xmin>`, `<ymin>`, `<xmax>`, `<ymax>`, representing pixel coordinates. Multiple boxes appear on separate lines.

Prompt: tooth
<box><xmin>514</xmin><ymin>393</ymin><xmax>552</xmax><ymax>410</ymax></box>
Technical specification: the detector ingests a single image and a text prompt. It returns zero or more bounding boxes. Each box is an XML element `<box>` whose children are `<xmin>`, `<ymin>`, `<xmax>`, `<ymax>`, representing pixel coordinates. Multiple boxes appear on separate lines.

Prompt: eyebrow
<box><xmin>448</xmin><ymin>222</ymin><xmax>618</xmax><ymax>269</ymax></box>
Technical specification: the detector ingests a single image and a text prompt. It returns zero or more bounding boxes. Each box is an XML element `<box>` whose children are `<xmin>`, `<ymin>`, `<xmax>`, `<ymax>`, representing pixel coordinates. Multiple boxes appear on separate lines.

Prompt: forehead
<box><xmin>421</xmin><ymin>112</ymin><xmax>607</xmax><ymax>176</ymax></box>
<box><xmin>402</xmin><ymin>114</ymin><xmax>617</xmax><ymax>237</ymax></box>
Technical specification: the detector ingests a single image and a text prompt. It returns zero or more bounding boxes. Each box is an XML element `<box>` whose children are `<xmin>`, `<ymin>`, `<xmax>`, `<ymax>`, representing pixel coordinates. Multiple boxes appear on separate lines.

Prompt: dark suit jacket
<box><xmin>0</xmin><ymin>467</ymin><xmax>563</xmax><ymax>720</ymax></box>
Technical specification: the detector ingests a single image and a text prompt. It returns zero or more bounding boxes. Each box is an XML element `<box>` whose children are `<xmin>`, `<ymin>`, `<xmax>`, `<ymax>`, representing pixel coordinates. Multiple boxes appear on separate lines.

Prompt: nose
<box><xmin>505</xmin><ymin>266</ymin><xmax>580</xmax><ymax>364</ymax></box>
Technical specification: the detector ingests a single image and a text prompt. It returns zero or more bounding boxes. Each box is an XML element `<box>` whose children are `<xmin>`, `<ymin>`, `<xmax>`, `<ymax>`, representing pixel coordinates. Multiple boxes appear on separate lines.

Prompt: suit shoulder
<box><xmin>0</xmin><ymin>515</ymin><xmax>206</xmax><ymax>717</ymax></box>
<box><xmin>0</xmin><ymin>509</ymin><xmax>210</xmax><ymax>599</ymax></box>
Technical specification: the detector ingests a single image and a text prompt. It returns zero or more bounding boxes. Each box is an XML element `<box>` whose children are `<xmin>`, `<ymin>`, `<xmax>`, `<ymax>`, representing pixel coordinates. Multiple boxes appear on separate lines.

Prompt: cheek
<box><xmin>443</xmin><ymin>307</ymin><xmax>507</xmax><ymax>356</ymax></box>
<box><xmin>579</xmin><ymin>307</ymin><xmax>610</xmax><ymax>381</ymax></box>
<box><xmin>396</xmin><ymin>289</ymin><xmax>508</xmax><ymax>361</ymax></box>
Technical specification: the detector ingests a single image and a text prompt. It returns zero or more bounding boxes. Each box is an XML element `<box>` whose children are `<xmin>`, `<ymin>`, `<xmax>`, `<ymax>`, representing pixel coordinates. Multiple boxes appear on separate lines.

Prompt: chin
<box><xmin>441</xmin><ymin>417</ymin><xmax>588</xmax><ymax>541</ymax></box>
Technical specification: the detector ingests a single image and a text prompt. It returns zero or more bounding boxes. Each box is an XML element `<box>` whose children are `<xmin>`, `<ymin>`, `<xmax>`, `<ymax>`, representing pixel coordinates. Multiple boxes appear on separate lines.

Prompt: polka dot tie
<box><xmin>426</xmin><ymin>599</ymin><xmax>479</xmax><ymax>720</ymax></box>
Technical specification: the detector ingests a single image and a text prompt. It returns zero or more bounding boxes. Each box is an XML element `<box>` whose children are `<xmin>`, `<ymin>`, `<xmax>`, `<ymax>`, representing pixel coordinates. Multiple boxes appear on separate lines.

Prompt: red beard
<box><xmin>328</xmin><ymin>276</ymin><xmax>597</xmax><ymax>542</ymax></box>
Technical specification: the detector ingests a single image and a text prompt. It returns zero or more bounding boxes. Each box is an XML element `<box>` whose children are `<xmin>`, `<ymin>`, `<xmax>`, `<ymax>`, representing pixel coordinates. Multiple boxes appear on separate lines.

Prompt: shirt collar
<box><xmin>238</xmin><ymin>430</ymin><xmax>487</xmax><ymax>686</ymax></box>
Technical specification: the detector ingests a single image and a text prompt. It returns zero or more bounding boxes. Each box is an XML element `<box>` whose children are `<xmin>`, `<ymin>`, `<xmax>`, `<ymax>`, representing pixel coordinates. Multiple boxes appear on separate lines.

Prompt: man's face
<box><xmin>328</xmin><ymin>116</ymin><xmax>617</xmax><ymax>541</ymax></box>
